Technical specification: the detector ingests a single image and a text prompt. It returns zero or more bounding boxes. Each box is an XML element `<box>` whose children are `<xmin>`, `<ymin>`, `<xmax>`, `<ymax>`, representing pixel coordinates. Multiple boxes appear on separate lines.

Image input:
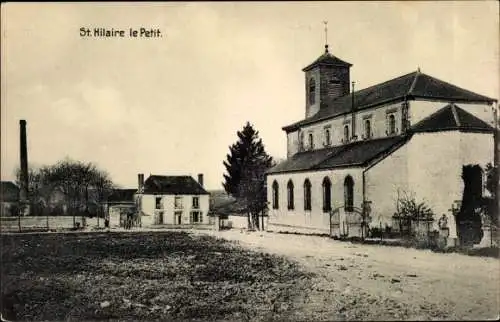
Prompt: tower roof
<box><xmin>302</xmin><ymin>45</ymin><xmax>352</xmax><ymax>71</ymax></box>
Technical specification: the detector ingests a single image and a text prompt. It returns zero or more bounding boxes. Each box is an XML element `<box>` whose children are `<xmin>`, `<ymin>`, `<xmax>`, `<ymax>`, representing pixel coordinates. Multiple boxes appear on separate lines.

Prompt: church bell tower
<box><xmin>303</xmin><ymin>22</ymin><xmax>352</xmax><ymax>118</ymax></box>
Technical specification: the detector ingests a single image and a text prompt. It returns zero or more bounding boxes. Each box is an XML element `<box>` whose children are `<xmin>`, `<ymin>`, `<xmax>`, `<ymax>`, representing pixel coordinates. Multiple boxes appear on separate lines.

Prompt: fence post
<box><xmin>47</xmin><ymin>215</ymin><xmax>49</xmax><ymax>231</ymax></box>
<box><xmin>380</xmin><ymin>221</ymin><xmax>383</xmax><ymax>241</ymax></box>
<box><xmin>491</xmin><ymin>219</ymin><xmax>493</xmax><ymax>248</ymax></box>
<box><xmin>18</xmin><ymin>215</ymin><xmax>21</xmax><ymax>233</ymax></box>
<box><xmin>329</xmin><ymin>210</ymin><xmax>332</xmax><ymax>237</ymax></box>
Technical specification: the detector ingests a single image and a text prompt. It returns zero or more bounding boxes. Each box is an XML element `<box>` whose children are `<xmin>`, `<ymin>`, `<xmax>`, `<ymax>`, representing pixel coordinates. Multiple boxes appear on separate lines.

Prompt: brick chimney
<box><xmin>197</xmin><ymin>174</ymin><xmax>204</xmax><ymax>187</ymax></box>
<box><xmin>138</xmin><ymin>173</ymin><xmax>144</xmax><ymax>192</ymax></box>
<box><xmin>19</xmin><ymin>120</ymin><xmax>29</xmax><ymax>216</ymax></box>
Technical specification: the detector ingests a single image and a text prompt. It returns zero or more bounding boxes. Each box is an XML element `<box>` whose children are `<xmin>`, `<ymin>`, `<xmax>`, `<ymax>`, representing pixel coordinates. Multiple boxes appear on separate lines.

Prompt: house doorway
<box><xmin>175</xmin><ymin>211</ymin><xmax>182</xmax><ymax>225</ymax></box>
<box><xmin>157</xmin><ymin>211</ymin><xmax>164</xmax><ymax>225</ymax></box>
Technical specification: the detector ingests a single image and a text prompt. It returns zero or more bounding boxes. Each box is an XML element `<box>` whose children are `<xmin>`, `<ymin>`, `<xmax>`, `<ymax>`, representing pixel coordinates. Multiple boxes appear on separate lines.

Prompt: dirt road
<box><xmin>196</xmin><ymin>230</ymin><xmax>499</xmax><ymax>321</ymax></box>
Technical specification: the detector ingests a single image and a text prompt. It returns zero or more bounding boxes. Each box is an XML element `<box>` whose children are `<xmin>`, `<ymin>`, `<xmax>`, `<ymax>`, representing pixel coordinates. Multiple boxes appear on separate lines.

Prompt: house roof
<box><xmin>0</xmin><ymin>181</ymin><xmax>19</xmax><ymax>203</ymax></box>
<box><xmin>143</xmin><ymin>175</ymin><xmax>209</xmax><ymax>195</ymax></box>
<box><xmin>107</xmin><ymin>189</ymin><xmax>137</xmax><ymax>203</ymax></box>
<box><xmin>283</xmin><ymin>70</ymin><xmax>496</xmax><ymax>132</ymax></box>
<box><xmin>267</xmin><ymin>136</ymin><xmax>407</xmax><ymax>174</ymax></box>
<box><xmin>302</xmin><ymin>46</ymin><xmax>352</xmax><ymax>71</ymax></box>
<box><xmin>411</xmin><ymin>104</ymin><xmax>495</xmax><ymax>133</ymax></box>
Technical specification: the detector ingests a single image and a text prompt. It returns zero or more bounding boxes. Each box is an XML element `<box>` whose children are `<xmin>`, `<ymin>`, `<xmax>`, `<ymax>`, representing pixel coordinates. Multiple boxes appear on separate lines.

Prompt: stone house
<box><xmin>104</xmin><ymin>188</ymin><xmax>137</xmax><ymax>227</ymax></box>
<box><xmin>266</xmin><ymin>45</ymin><xmax>497</xmax><ymax>245</ymax></box>
<box><xmin>137</xmin><ymin>173</ymin><xmax>210</xmax><ymax>226</ymax></box>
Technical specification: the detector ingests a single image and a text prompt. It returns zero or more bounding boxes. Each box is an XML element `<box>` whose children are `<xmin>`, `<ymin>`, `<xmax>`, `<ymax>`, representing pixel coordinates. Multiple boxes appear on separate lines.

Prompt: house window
<box><xmin>155</xmin><ymin>197</ymin><xmax>162</xmax><ymax>209</ymax></box>
<box><xmin>344</xmin><ymin>176</ymin><xmax>354</xmax><ymax>212</ymax></box>
<box><xmin>325</xmin><ymin>128</ymin><xmax>331</xmax><ymax>146</ymax></box>
<box><xmin>304</xmin><ymin>179</ymin><xmax>312</xmax><ymax>211</ymax></box>
<box><xmin>309</xmin><ymin>78</ymin><xmax>316</xmax><ymax>105</ymax></box>
<box><xmin>388</xmin><ymin>114</ymin><xmax>396</xmax><ymax>135</ymax></box>
<box><xmin>299</xmin><ymin>131</ymin><xmax>305</xmax><ymax>151</ymax></box>
<box><xmin>308</xmin><ymin>133</ymin><xmax>314</xmax><ymax>150</ymax></box>
<box><xmin>343</xmin><ymin>125</ymin><xmax>349</xmax><ymax>143</ymax></box>
<box><xmin>192</xmin><ymin>196</ymin><xmax>199</xmax><ymax>209</ymax></box>
<box><xmin>272</xmin><ymin>180</ymin><xmax>279</xmax><ymax>209</ymax></box>
<box><xmin>174</xmin><ymin>196</ymin><xmax>183</xmax><ymax>209</ymax></box>
<box><xmin>191</xmin><ymin>211</ymin><xmax>203</xmax><ymax>223</ymax></box>
<box><xmin>322</xmin><ymin>177</ymin><xmax>332</xmax><ymax>212</ymax></box>
<box><xmin>364</xmin><ymin>119</ymin><xmax>371</xmax><ymax>139</ymax></box>
<box><xmin>287</xmin><ymin>180</ymin><xmax>294</xmax><ymax>210</ymax></box>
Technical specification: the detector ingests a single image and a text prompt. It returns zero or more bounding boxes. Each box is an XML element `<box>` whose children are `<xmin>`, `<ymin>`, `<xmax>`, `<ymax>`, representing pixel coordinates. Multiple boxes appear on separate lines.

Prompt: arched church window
<box><xmin>304</xmin><ymin>179</ymin><xmax>312</xmax><ymax>211</ymax></box>
<box><xmin>388</xmin><ymin>114</ymin><xmax>396</xmax><ymax>135</ymax></box>
<box><xmin>364</xmin><ymin>119</ymin><xmax>371</xmax><ymax>139</ymax></box>
<box><xmin>325</xmin><ymin>128</ymin><xmax>331</xmax><ymax>146</ymax></box>
<box><xmin>272</xmin><ymin>180</ymin><xmax>279</xmax><ymax>209</ymax></box>
<box><xmin>322</xmin><ymin>177</ymin><xmax>332</xmax><ymax>212</ymax></box>
<box><xmin>309</xmin><ymin>78</ymin><xmax>316</xmax><ymax>105</ymax></box>
<box><xmin>287</xmin><ymin>180</ymin><xmax>294</xmax><ymax>210</ymax></box>
<box><xmin>343</xmin><ymin>125</ymin><xmax>350</xmax><ymax>143</ymax></box>
<box><xmin>308</xmin><ymin>133</ymin><xmax>314</xmax><ymax>150</ymax></box>
<box><xmin>344</xmin><ymin>176</ymin><xmax>354</xmax><ymax>212</ymax></box>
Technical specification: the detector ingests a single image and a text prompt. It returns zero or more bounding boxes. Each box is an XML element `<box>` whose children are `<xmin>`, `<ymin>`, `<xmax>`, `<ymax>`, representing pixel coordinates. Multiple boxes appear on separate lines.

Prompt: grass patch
<box><xmin>1</xmin><ymin>231</ymin><xmax>312</xmax><ymax>321</ymax></box>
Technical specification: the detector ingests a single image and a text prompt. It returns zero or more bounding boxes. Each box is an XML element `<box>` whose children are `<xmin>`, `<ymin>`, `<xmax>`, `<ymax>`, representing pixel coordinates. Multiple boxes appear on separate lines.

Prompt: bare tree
<box><xmin>42</xmin><ymin>158</ymin><xmax>115</xmax><ymax>226</ymax></box>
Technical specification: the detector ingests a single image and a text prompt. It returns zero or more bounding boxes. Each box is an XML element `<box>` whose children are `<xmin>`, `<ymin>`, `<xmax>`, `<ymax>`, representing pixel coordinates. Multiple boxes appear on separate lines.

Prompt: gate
<box><xmin>330</xmin><ymin>206</ymin><xmax>366</xmax><ymax>239</ymax></box>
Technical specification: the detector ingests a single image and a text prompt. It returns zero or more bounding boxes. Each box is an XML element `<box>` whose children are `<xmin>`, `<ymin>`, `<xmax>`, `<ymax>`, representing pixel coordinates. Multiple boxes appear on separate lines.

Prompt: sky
<box><xmin>1</xmin><ymin>1</ymin><xmax>499</xmax><ymax>190</ymax></box>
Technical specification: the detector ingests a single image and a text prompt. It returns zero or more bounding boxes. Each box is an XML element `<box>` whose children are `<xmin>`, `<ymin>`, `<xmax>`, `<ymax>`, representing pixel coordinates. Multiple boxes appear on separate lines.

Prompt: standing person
<box><xmin>104</xmin><ymin>212</ymin><xmax>109</xmax><ymax>229</ymax></box>
<box><xmin>126</xmin><ymin>210</ymin><xmax>133</xmax><ymax>229</ymax></box>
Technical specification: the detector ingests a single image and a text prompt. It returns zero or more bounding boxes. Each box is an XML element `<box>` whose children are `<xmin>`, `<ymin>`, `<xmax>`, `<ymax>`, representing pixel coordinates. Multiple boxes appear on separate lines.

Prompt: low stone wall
<box><xmin>0</xmin><ymin>216</ymin><xmax>101</xmax><ymax>232</ymax></box>
<box><xmin>143</xmin><ymin>223</ymin><xmax>214</xmax><ymax>230</ymax></box>
<box><xmin>266</xmin><ymin>222</ymin><xmax>329</xmax><ymax>235</ymax></box>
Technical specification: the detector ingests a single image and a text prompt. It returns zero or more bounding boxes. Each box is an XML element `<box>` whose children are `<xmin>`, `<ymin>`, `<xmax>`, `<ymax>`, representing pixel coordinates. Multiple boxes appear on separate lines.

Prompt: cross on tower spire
<box><xmin>323</xmin><ymin>21</ymin><xmax>329</xmax><ymax>53</ymax></box>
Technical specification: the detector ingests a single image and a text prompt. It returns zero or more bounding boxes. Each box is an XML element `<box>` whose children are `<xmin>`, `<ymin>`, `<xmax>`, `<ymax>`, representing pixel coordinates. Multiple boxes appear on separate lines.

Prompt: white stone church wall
<box><xmin>459</xmin><ymin>132</ymin><xmax>494</xmax><ymax>170</ymax></box>
<box><xmin>407</xmin><ymin>132</ymin><xmax>462</xmax><ymax>238</ymax></box>
<box><xmin>365</xmin><ymin>144</ymin><xmax>409</xmax><ymax>228</ymax></box>
<box><xmin>405</xmin><ymin>131</ymin><xmax>494</xmax><ymax>238</ymax></box>
<box><xmin>267</xmin><ymin>167</ymin><xmax>364</xmax><ymax>233</ymax></box>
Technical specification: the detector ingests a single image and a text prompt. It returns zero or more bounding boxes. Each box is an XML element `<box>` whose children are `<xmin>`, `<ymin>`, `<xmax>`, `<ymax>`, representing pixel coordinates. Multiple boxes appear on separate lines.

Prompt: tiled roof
<box><xmin>143</xmin><ymin>175</ymin><xmax>209</xmax><ymax>195</ymax></box>
<box><xmin>283</xmin><ymin>71</ymin><xmax>496</xmax><ymax>132</ymax></box>
<box><xmin>411</xmin><ymin>104</ymin><xmax>495</xmax><ymax>133</ymax></box>
<box><xmin>107</xmin><ymin>189</ymin><xmax>137</xmax><ymax>203</ymax></box>
<box><xmin>0</xmin><ymin>181</ymin><xmax>19</xmax><ymax>203</ymax></box>
<box><xmin>267</xmin><ymin>136</ymin><xmax>407</xmax><ymax>174</ymax></box>
<box><xmin>302</xmin><ymin>47</ymin><xmax>352</xmax><ymax>71</ymax></box>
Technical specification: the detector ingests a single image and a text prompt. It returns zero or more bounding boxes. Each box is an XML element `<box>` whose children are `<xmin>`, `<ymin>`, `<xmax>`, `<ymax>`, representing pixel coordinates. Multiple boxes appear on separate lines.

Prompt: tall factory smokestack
<box><xmin>19</xmin><ymin>120</ymin><xmax>29</xmax><ymax>216</ymax></box>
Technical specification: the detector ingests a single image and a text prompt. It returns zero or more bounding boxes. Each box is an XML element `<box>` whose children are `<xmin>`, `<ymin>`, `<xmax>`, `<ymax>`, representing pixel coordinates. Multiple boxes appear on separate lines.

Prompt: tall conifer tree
<box><xmin>222</xmin><ymin>122</ymin><xmax>274</xmax><ymax>229</ymax></box>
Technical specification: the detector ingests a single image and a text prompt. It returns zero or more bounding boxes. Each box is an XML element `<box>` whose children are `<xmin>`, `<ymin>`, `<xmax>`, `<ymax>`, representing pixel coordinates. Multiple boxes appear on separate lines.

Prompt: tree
<box><xmin>15</xmin><ymin>165</ymin><xmax>52</xmax><ymax>215</ymax></box>
<box><xmin>483</xmin><ymin>163</ymin><xmax>498</xmax><ymax>228</ymax></box>
<box><xmin>42</xmin><ymin>159</ymin><xmax>115</xmax><ymax>225</ymax></box>
<box><xmin>91</xmin><ymin>169</ymin><xmax>115</xmax><ymax>220</ymax></box>
<box><xmin>457</xmin><ymin>165</ymin><xmax>484</xmax><ymax>246</ymax></box>
<box><xmin>393</xmin><ymin>190</ymin><xmax>435</xmax><ymax>237</ymax></box>
<box><xmin>222</xmin><ymin>122</ymin><xmax>274</xmax><ymax>230</ymax></box>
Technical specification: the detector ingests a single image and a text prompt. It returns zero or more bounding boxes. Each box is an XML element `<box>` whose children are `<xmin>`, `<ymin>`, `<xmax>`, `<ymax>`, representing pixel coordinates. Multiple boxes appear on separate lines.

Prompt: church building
<box><xmin>266</xmin><ymin>43</ymin><xmax>497</xmax><ymax>245</ymax></box>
